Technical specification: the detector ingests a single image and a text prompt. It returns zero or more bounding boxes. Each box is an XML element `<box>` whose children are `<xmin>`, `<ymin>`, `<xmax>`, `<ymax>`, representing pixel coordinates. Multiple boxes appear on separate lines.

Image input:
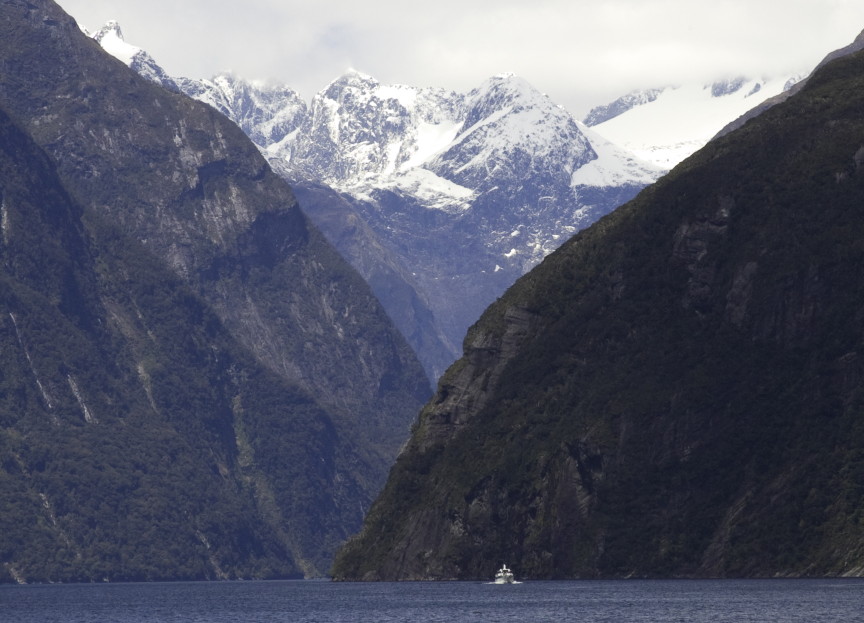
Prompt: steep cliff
<box><xmin>334</xmin><ymin>45</ymin><xmax>864</xmax><ymax>580</ymax></box>
<box><xmin>0</xmin><ymin>0</ymin><xmax>428</xmax><ymax>581</ymax></box>
<box><xmin>0</xmin><ymin>103</ymin><xmax>307</xmax><ymax>581</ymax></box>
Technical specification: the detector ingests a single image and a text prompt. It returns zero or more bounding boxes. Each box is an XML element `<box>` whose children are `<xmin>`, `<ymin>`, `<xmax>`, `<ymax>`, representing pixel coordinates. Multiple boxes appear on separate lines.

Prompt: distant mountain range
<box><xmin>88</xmin><ymin>21</ymin><xmax>810</xmax><ymax>381</ymax></box>
<box><xmin>88</xmin><ymin>21</ymin><xmax>664</xmax><ymax>380</ymax></box>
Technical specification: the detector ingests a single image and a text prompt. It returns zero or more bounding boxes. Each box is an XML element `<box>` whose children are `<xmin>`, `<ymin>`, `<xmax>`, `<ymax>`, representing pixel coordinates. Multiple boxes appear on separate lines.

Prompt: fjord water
<box><xmin>2</xmin><ymin>579</ymin><xmax>861</xmax><ymax>622</ymax></box>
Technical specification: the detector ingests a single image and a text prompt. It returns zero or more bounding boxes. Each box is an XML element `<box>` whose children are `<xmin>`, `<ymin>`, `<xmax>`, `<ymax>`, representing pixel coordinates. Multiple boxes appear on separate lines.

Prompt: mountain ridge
<box><xmin>332</xmin><ymin>38</ymin><xmax>864</xmax><ymax>581</ymax></box>
<box><xmin>0</xmin><ymin>0</ymin><xmax>428</xmax><ymax>580</ymax></box>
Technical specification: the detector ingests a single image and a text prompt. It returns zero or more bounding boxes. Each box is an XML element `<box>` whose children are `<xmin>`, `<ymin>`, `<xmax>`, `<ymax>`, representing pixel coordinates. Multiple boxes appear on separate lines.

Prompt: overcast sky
<box><xmin>58</xmin><ymin>0</ymin><xmax>864</xmax><ymax>116</ymax></box>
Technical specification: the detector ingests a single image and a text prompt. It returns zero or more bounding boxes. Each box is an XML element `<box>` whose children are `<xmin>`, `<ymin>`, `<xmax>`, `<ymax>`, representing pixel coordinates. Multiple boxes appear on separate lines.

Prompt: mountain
<box><xmin>88</xmin><ymin>20</ymin><xmax>179</xmax><ymax>92</ymax></box>
<box><xmin>175</xmin><ymin>73</ymin><xmax>308</xmax><ymax>149</ymax></box>
<box><xmin>583</xmin><ymin>75</ymin><xmax>801</xmax><ymax>168</ymax></box>
<box><xmin>582</xmin><ymin>88</ymin><xmax>665</xmax><ymax>126</ymax></box>
<box><xmin>0</xmin><ymin>0</ymin><xmax>429</xmax><ymax>581</ymax></box>
<box><xmin>87</xmin><ymin>25</ymin><xmax>664</xmax><ymax>380</ymax></box>
<box><xmin>0</xmin><ymin>102</ymin><xmax>315</xmax><ymax>582</ymax></box>
<box><xmin>332</xmin><ymin>39</ymin><xmax>864</xmax><ymax>580</ymax></box>
<box><xmin>278</xmin><ymin>71</ymin><xmax>661</xmax><ymax>380</ymax></box>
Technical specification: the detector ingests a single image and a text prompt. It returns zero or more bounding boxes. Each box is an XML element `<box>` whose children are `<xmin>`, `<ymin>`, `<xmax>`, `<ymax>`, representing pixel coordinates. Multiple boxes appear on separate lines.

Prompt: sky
<box><xmin>57</xmin><ymin>0</ymin><xmax>864</xmax><ymax>117</ymax></box>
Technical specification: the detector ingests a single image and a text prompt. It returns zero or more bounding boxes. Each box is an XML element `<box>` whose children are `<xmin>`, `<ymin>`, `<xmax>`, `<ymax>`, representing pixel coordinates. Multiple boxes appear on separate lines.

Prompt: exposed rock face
<box><xmin>0</xmin><ymin>0</ymin><xmax>429</xmax><ymax>580</ymax></box>
<box><xmin>415</xmin><ymin>305</ymin><xmax>539</xmax><ymax>453</ymax></box>
<box><xmin>333</xmin><ymin>45</ymin><xmax>864</xmax><ymax>581</ymax></box>
<box><xmin>175</xmin><ymin>73</ymin><xmax>307</xmax><ymax>147</ymax></box>
<box><xmin>92</xmin><ymin>21</ymin><xmax>179</xmax><ymax>92</ymax></box>
<box><xmin>582</xmin><ymin>88</ymin><xmax>665</xmax><ymax>126</ymax></box>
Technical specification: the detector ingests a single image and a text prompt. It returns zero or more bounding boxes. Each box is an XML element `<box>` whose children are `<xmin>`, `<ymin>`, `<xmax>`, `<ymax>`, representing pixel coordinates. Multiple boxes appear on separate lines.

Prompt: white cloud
<box><xmin>58</xmin><ymin>0</ymin><xmax>864</xmax><ymax>116</ymax></box>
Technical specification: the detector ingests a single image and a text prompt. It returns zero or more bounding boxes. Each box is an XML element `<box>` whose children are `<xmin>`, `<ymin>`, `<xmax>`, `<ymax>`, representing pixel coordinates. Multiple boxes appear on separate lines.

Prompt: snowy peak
<box><xmin>178</xmin><ymin>73</ymin><xmax>307</xmax><ymax>147</ymax></box>
<box><xmin>288</xmin><ymin>73</ymin><xmax>467</xmax><ymax>187</ymax></box>
<box><xmin>88</xmin><ymin>21</ymin><xmax>177</xmax><ymax>91</ymax></box>
<box><xmin>284</xmin><ymin>69</ymin><xmax>657</xmax><ymax>202</ymax></box>
<box><xmin>323</xmin><ymin>69</ymin><xmax>381</xmax><ymax>100</ymax></box>
<box><xmin>91</xmin><ymin>20</ymin><xmax>137</xmax><ymax>65</ymax></box>
<box><xmin>89</xmin><ymin>21</ymin><xmax>658</xmax><ymax>200</ymax></box>
<box><xmin>430</xmin><ymin>73</ymin><xmax>600</xmax><ymax>191</ymax></box>
<box><xmin>586</xmin><ymin>75</ymin><xmax>802</xmax><ymax>168</ymax></box>
<box><xmin>460</xmin><ymin>73</ymin><xmax>550</xmax><ymax>130</ymax></box>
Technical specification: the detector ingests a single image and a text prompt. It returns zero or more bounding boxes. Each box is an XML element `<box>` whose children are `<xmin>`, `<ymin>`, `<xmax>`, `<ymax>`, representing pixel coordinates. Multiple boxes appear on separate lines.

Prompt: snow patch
<box><xmin>1</xmin><ymin>194</ymin><xmax>8</xmax><ymax>245</ymax></box>
<box><xmin>384</xmin><ymin>168</ymin><xmax>475</xmax><ymax>213</ymax></box>
<box><xmin>9</xmin><ymin>313</ymin><xmax>56</xmax><ymax>417</ymax></box>
<box><xmin>589</xmin><ymin>76</ymin><xmax>794</xmax><ymax>168</ymax></box>
<box><xmin>93</xmin><ymin>21</ymin><xmax>140</xmax><ymax>66</ymax></box>
<box><xmin>572</xmin><ymin>123</ymin><xmax>666</xmax><ymax>188</ymax></box>
<box><xmin>402</xmin><ymin>120</ymin><xmax>463</xmax><ymax>169</ymax></box>
<box><xmin>375</xmin><ymin>84</ymin><xmax>418</xmax><ymax>108</ymax></box>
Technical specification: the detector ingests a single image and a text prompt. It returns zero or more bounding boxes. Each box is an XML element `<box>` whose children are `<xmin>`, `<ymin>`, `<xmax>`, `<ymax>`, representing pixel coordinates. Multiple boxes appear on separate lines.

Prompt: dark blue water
<box><xmin>1</xmin><ymin>579</ymin><xmax>862</xmax><ymax>622</ymax></box>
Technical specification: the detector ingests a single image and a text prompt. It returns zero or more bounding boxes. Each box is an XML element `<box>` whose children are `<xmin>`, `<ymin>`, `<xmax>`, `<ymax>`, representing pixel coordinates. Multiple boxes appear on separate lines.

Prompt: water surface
<box><xmin>1</xmin><ymin>578</ymin><xmax>861</xmax><ymax>622</ymax></box>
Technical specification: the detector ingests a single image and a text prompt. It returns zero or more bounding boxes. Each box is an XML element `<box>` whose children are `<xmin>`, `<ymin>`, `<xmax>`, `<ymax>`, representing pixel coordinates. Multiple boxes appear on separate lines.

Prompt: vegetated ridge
<box><xmin>0</xmin><ymin>0</ymin><xmax>429</xmax><ymax>582</ymax></box>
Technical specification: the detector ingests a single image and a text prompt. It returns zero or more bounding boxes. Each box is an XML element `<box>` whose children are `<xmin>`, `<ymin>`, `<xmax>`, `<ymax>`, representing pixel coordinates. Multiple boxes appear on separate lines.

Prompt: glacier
<box><xmin>584</xmin><ymin>76</ymin><xmax>801</xmax><ymax>168</ymax></box>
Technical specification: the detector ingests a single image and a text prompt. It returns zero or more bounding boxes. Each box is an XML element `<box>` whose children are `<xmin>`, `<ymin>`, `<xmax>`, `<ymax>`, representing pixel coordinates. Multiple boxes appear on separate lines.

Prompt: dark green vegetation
<box><xmin>333</xmin><ymin>46</ymin><xmax>864</xmax><ymax>580</ymax></box>
<box><xmin>0</xmin><ymin>1</ymin><xmax>429</xmax><ymax>582</ymax></box>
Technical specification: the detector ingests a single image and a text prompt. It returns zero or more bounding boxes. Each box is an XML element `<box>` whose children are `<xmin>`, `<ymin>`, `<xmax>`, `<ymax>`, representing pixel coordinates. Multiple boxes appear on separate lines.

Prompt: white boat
<box><xmin>494</xmin><ymin>564</ymin><xmax>515</xmax><ymax>584</ymax></box>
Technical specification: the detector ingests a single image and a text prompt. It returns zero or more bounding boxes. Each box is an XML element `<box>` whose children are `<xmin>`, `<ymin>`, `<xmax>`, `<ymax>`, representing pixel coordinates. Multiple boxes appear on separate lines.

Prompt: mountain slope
<box><xmin>333</xmin><ymin>44</ymin><xmax>864</xmax><ymax>580</ymax></box>
<box><xmin>0</xmin><ymin>103</ymin><xmax>307</xmax><ymax>581</ymax></box>
<box><xmin>0</xmin><ymin>0</ymin><xmax>429</xmax><ymax>580</ymax></box>
<box><xmin>89</xmin><ymin>20</ymin><xmax>179</xmax><ymax>92</ymax></box>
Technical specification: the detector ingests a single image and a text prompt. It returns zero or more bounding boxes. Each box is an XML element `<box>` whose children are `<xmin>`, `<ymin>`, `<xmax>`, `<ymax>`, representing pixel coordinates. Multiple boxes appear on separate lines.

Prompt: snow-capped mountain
<box><xmin>176</xmin><ymin>74</ymin><xmax>308</xmax><ymax>148</ymax></box>
<box><xmin>88</xmin><ymin>21</ymin><xmax>179</xmax><ymax>92</ymax></box>
<box><xmin>282</xmin><ymin>71</ymin><xmax>466</xmax><ymax>189</ymax></box>
<box><xmin>90</xmin><ymin>23</ymin><xmax>663</xmax><ymax>380</ymax></box>
<box><xmin>583</xmin><ymin>75</ymin><xmax>801</xmax><ymax>168</ymax></box>
<box><xmin>272</xmin><ymin>70</ymin><xmax>663</xmax><ymax>378</ymax></box>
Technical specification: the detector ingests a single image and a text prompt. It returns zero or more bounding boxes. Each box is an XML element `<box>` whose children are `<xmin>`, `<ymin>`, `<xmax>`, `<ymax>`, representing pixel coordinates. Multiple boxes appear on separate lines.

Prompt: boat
<box><xmin>494</xmin><ymin>564</ymin><xmax>515</xmax><ymax>584</ymax></box>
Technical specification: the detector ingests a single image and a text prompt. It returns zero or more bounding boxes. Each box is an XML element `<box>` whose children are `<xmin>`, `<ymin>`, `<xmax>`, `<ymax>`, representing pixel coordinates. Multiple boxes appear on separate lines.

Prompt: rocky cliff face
<box><xmin>333</xmin><ymin>44</ymin><xmax>864</xmax><ymax>581</ymax></box>
<box><xmin>0</xmin><ymin>100</ymin><xmax>308</xmax><ymax>581</ymax></box>
<box><xmin>0</xmin><ymin>0</ymin><xmax>429</xmax><ymax>580</ymax></box>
